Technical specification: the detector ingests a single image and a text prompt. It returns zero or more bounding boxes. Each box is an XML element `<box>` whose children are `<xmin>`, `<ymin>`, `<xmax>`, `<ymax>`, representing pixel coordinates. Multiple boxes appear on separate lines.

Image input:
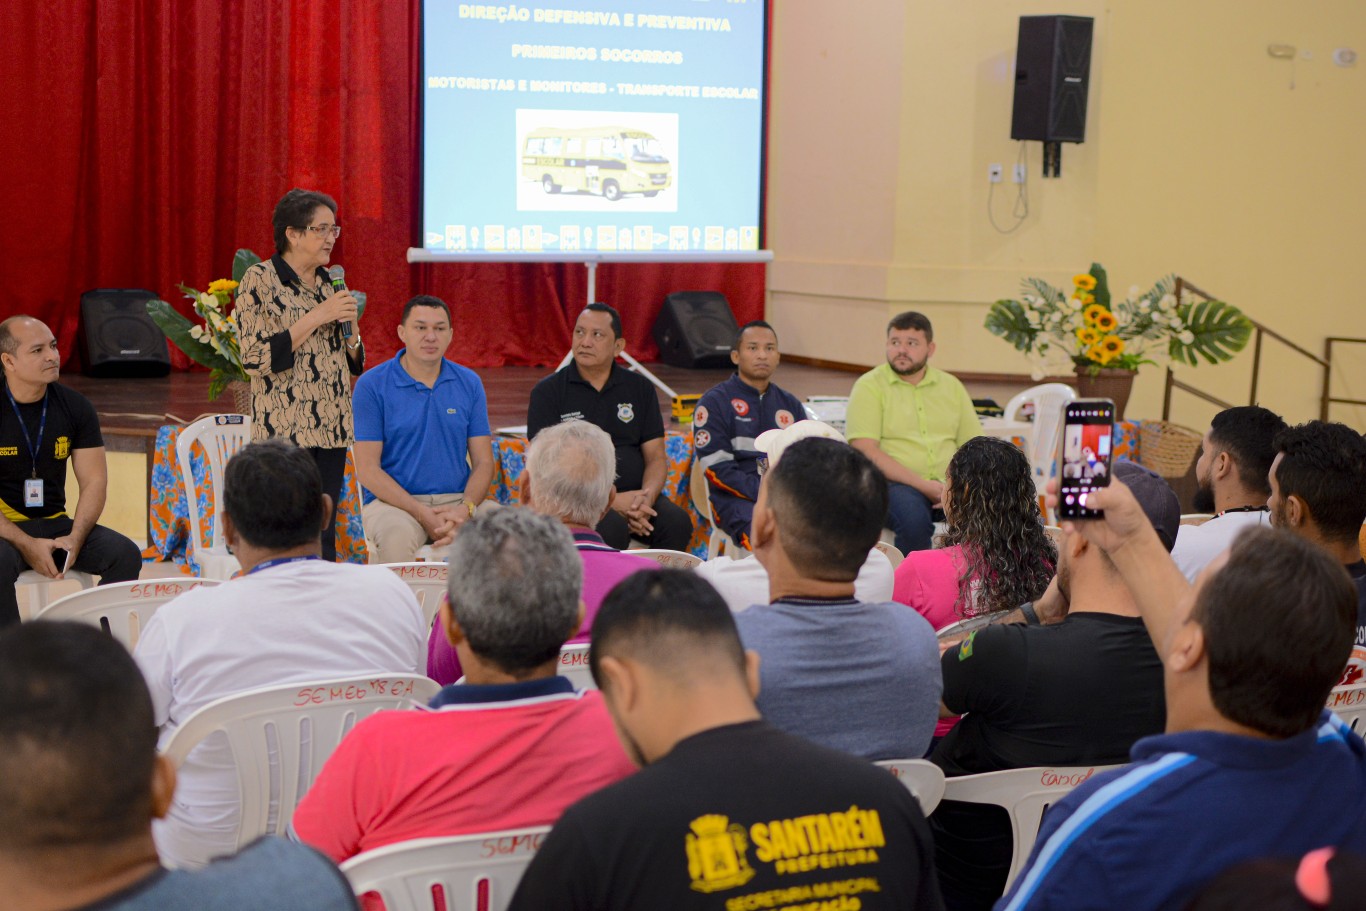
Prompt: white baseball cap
<box><xmin>754</xmin><ymin>420</ymin><xmax>847</xmax><ymax>467</ymax></box>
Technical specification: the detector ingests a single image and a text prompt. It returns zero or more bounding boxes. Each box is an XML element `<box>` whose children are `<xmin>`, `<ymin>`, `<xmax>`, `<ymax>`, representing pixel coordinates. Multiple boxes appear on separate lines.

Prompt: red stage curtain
<box><xmin>0</xmin><ymin>1</ymin><xmax>764</xmax><ymax>371</ymax></box>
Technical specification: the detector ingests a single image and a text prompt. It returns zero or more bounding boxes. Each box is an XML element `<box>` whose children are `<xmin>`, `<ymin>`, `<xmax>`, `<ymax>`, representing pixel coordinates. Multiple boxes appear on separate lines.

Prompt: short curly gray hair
<box><xmin>526</xmin><ymin>420</ymin><xmax>617</xmax><ymax>527</ymax></box>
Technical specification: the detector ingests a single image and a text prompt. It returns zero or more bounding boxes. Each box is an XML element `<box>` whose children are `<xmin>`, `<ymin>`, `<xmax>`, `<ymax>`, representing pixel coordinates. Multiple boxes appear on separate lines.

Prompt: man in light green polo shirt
<box><xmin>846</xmin><ymin>311</ymin><xmax>982</xmax><ymax>553</ymax></box>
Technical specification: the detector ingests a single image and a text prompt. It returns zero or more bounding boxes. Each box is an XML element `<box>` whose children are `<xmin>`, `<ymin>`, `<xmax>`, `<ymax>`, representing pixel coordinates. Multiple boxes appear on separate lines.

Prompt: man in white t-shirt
<box><xmin>1171</xmin><ymin>406</ymin><xmax>1286</xmax><ymax>582</ymax></box>
<box><xmin>693</xmin><ymin>421</ymin><xmax>895</xmax><ymax>611</ymax></box>
<box><xmin>135</xmin><ymin>440</ymin><xmax>426</xmax><ymax>869</ymax></box>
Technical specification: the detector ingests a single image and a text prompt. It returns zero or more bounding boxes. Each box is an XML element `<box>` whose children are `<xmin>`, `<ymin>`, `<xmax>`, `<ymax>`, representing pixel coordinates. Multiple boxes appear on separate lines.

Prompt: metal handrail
<box><xmin>1162</xmin><ymin>278</ymin><xmax>1352</xmax><ymax>421</ymax></box>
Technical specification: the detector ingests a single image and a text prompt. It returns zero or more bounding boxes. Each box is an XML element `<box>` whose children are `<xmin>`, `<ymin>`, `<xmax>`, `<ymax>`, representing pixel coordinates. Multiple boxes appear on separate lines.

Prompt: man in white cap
<box><xmin>729</xmin><ymin>421</ymin><xmax>941</xmax><ymax>760</ymax></box>
<box><xmin>693</xmin><ymin>420</ymin><xmax>896</xmax><ymax>611</ymax></box>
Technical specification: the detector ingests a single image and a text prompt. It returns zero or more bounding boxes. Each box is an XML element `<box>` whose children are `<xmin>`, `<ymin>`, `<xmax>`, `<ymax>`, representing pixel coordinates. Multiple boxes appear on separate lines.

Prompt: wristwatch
<box><xmin>465</xmin><ymin>501</ymin><xmax>477</xmax><ymax>518</ymax></box>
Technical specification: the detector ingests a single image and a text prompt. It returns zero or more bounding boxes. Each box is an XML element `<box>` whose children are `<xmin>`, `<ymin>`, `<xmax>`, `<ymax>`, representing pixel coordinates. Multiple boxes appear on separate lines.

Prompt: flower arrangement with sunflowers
<box><xmin>146</xmin><ymin>249</ymin><xmax>261</xmax><ymax>400</ymax></box>
<box><xmin>985</xmin><ymin>262</ymin><xmax>1253</xmax><ymax>380</ymax></box>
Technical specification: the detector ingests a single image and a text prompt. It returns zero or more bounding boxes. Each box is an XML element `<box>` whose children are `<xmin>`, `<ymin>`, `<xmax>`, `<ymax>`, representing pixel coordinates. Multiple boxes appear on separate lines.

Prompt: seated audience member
<box><xmin>0</xmin><ymin>622</ymin><xmax>358</xmax><ymax>911</ymax></box>
<box><xmin>695</xmin><ymin>420</ymin><xmax>895</xmax><ymax>611</ymax></box>
<box><xmin>733</xmin><ymin>427</ymin><xmax>941</xmax><ymax>760</ymax></box>
<box><xmin>0</xmin><ymin>315</ymin><xmax>142</xmax><ymax>628</ymax></box>
<box><xmin>1185</xmin><ymin>848</ymin><xmax>1366</xmax><ymax>911</ymax></box>
<box><xmin>293</xmin><ymin>509</ymin><xmax>635</xmax><ymax>863</ymax></box>
<box><xmin>929</xmin><ymin>461</ymin><xmax>1175</xmax><ymax>911</ymax></box>
<box><xmin>134</xmin><ymin>440</ymin><xmax>426</xmax><ymax>868</ymax></box>
<box><xmin>353</xmin><ymin>295</ymin><xmax>494</xmax><ymax>563</ymax></box>
<box><xmin>997</xmin><ymin>482</ymin><xmax>1366</xmax><ymax>911</ymax></box>
<box><xmin>893</xmin><ymin>436</ymin><xmax>1056</xmax><ymax>631</ymax></box>
<box><xmin>846</xmin><ymin>311</ymin><xmax>982</xmax><ymax>555</ymax></box>
<box><xmin>427</xmin><ymin>419</ymin><xmax>651</xmax><ymax>684</ymax></box>
<box><xmin>508</xmin><ymin>570</ymin><xmax>945</xmax><ymax>911</ymax></box>
<box><xmin>527</xmin><ymin>303</ymin><xmax>692</xmax><ymax>551</ymax></box>
<box><xmin>1267</xmin><ymin>421</ymin><xmax>1366</xmax><ymax>682</ymax></box>
<box><xmin>1171</xmin><ymin>406</ymin><xmax>1286</xmax><ymax>581</ymax></box>
<box><xmin>693</xmin><ymin>320</ymin><xmax>806</xmax><ymax>549</ymax></box>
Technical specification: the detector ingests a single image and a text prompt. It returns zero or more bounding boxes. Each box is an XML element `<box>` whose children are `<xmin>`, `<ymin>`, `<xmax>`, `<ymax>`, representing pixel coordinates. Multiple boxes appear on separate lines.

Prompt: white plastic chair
<box><xmin>34</xmin><ymin>577</ymin><xmax>222</xmax><ymax>649</ymax></box>
<box><xmin>629</xmin><ymin>549</ymin><xmax>702</xmax><ymax>570</ymax></box>
<box><xmin>175</xmin><ymin>414</ymin><xmax>251</xmax><ymax>579</ymax></box>
<box><xmin>557</xmin><ymin>642</ymin><xmax>595</xmax><ymax>690</ymax></box>
<box><xmin>874</xmin><ymin>540</ymin><xmax>905</xmax><ymax>569</ymax></box>
<box><xmin>161</xmin><ymin>673</ymin><xmax>441</xmax><ymax>852</ymax></box>
<box><xmin>340</xmin><ymin>827</ymin><xmax>550</xmax><ymax>911</ymax></box>
<box><xmin>690</xmin><ymin>457</ymin><xmax>743</xmax><ymax>560</ymax></box>
<box><xmin>1003</xmin><ymin>384</ymin><xmax>1077</xmax><ymax>504</ymax></box>
<box><xmin>15</xmin><ymin>570</ymin><xmax>95</xmax><ymax>620</ymax></box>
<box><xmin>875</xmin><ymin>759</ymin><xmax>946</xmax><ymax>814</ymax></box>
<box><xmin>1328</xmin><ymin>683</ymin><xmax>1366</xmax><ymax>733</ymax></box>
<box><xmin>382</xmin><ymin>562</ymin><xmax>449</xmax><ymax>629</ymax></box>
<box><xmin>942</xmin><ymin>764</ymin><xmax>1120</xmax><ymax>889</ymax></box>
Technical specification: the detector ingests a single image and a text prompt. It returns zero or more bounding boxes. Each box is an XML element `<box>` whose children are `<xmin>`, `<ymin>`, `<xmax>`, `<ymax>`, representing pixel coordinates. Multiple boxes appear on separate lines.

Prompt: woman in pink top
<box><xmin>893</xmin><ymin>436</ymin><xmax>1056</xmax><ymax>629</ymax></box>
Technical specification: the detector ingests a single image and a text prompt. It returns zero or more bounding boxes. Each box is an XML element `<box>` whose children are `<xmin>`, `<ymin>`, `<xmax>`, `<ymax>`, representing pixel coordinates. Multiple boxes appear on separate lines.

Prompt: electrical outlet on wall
<box><xmin>1013</xmin><ymin>164</ymin><xmax>1027</xmax><ymax>184</ymax></box>
<box><xmin>988</xmin><ymin>164</ymin><xmax>1003</xmax><ymax>184</ymax></box>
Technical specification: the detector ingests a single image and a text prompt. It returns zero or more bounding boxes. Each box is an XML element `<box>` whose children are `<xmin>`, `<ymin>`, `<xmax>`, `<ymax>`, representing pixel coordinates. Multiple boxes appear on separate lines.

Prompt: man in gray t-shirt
<box><xmin>0</xmin><ymin>621</ymin><xmax>357</xmax><ymax>911</ymax></box>
<box><xmin>733</xmin><ymin>422</ymin><xmax>941</xmax><ymax>760</ymax></box>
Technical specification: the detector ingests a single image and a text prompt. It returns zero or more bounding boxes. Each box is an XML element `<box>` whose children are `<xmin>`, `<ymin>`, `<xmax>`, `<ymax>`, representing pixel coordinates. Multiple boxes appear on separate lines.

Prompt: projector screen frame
<box><xmin>414</xmin><ymin>0</ymin><xmax>773</xmax><ymax>257</ymax></box>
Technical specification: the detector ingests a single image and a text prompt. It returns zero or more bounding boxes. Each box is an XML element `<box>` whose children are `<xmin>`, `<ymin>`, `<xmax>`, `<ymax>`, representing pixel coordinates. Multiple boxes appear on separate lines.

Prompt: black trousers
<box><xmin>595</xmin><ymin>494</ymin><xmax>694</xmax><ymax>552</ymax></box>
<box><xmin>0</xmin><ymin>518</ymin><xmax>143</xmax><ymax>628</ymax></box>
<box><xmin>308</xmin><ymin>447</ymin><xmax>348</xmax><ymax>563</ymax></box>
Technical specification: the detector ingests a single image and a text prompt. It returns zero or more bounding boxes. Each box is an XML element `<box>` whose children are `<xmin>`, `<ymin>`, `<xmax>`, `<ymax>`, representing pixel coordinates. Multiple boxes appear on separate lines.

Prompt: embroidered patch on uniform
<box><xmin>446</xmin><ymin>408</ymin><xmax>457</xmax><ymax>415</ymax></box>
<box><xmin>617</xmin><ymin>403</ymin><xmax>635</xmax><ymax>423</ymax></box>
<box><xmin>957</xmin><ymin>631</ymin><xmax>977</xmax><ymax>661</ymax></box>
<box><xmin>731</xmin><ymin>398</ymin><xmax>749</xmax><ymax>417</ymax></box>
<box><xmin>694</xmin><ymin>405</ymin><xmax>709</xmax><ymax>427</ymax></box>
<box><xmin>686</xmin><ymin>815</ymin><xmax>755</xmax><ymax>893</ymax></box>
<box><xmin>54</xmin><ymin>436</ymin><xmax>70</xmax><ymax>459</ymax></box>
<box><xmin>774</xmin><ymin>409</ymin><xmax>794</xmax><ymax>428</ymax></box>
<box><xmin>695</xmin><ymin>430</ymin><xmax>711</xmax><ymax>448</ymax></box>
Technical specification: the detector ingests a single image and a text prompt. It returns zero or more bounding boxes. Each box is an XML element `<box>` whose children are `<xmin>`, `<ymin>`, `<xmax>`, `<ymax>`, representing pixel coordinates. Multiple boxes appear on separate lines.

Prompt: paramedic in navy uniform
<box><xmin>0</xmin><ymin>316</ymin><xmax>141</xmax><ymax>627</ymax></box>
<box><xmin>526</xmin><ymin>303</ymin><xmax>692</xmax><ymax>552</ymax></box>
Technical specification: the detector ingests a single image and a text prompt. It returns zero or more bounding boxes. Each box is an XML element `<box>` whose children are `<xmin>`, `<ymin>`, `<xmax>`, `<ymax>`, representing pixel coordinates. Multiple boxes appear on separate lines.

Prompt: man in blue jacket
<box><xmin>997</xmin><ymin>477</ymin><xmax>1366</xmax><ymax>911</ymax></box>
<box><xmin>693</xmin><ymin>321</ymin><xmax>805</xmax><ymax>550</ymax></box>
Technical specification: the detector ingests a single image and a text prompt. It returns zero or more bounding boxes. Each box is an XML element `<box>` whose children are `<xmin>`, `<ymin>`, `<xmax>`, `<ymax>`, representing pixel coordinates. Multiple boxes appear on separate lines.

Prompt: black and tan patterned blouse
<box><xmin>236</xmin><ymin>255</ymin><xmax>364</xmax><ymax>449</ymax></box>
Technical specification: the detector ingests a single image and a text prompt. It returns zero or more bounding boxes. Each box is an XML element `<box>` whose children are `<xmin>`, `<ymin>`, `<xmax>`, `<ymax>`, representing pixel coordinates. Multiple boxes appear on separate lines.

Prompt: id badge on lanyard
<box><xmin>24</xmin><ymin>478</ymin><xmax>43</xmax><ymax>508</ymax></box>
<box><xmin>6</xmin><ymin>386</ymin><xmax>48</xmax><ymax>509</ymax></box>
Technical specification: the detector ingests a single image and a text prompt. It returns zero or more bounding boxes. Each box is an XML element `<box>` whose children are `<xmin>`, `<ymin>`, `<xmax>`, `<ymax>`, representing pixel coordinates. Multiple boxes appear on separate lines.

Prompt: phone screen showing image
<box><xmin>1057</xmin><ymin>399</ymin><xmax>1116</xmax><ymax>521</ymax></box>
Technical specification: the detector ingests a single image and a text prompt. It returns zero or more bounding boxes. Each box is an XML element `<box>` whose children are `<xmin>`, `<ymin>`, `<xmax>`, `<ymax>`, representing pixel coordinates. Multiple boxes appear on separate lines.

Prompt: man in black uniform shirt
<box><xmin>509</xmin><ymin>569</ymin><xmax>944</xmax><ymax>911</ymax></box>
<box><xmin>526</xmin><ymin>303</ymin><xmax>692</xmax><ymax>551</ymax></box>
<box><xmin>928</xmin><ymin>461</ymin><xmax>1177</xmax><ymax>910</ymax></box>
<box><xmin>0</xmin><ymin>317</ymin><xmax>141</xmax><ymax>626</ymax></box>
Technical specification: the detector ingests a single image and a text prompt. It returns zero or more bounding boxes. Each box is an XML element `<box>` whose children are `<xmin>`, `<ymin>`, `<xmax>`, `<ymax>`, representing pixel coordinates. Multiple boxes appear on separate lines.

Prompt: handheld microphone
<box><xmin>327</xmin><ymin>265</ymin><xmax>352</xmax><ymax>338</ymax></box>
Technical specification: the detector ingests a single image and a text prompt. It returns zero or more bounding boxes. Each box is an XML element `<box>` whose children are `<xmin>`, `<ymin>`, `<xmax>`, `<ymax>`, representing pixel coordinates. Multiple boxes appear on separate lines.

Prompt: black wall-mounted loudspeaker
<box><xmin>1011</xmin><ymin>15</ymin><xmax>1094</xmax><ymax>143</ymax></box>
<box><xmin>79</xmin><ymin>288</ymin><xmax>172</xmax><ymax>378</ymax></box>
<box><xmin>652</xmin><ymin>291</ymin><xmax>739</xmax><ymax>369</ymax></box>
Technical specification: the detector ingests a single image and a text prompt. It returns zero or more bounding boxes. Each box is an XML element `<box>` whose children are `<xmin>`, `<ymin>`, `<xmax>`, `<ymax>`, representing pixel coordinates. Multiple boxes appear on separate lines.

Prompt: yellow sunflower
<box><xmin>1094</xmin><ymin>311</ymin><xmax>1118</xmax><ymax>333</ymax></box>
<box><xmin>1074</xmin><ymin>274</ymin><xmax>1097</xmax><ymax>291</ymax></box>
<box><xmin>1099</xmin><ymin>335</ymin><xmax>1125</xmax><ymax>357</ymax></box>
<box><xmin>1076</xmin><ymin>327</ymin><xmax>1102</xmax><ymax>346</ymax></box>
<box><xmin>1083</xmin><ymin>304</ymin><xmax>1107</xmax><ymax>327</ymax></box>
<box><xmin>207</xmin><ymin>278</ymin><xmax>239</xmax><ymax>295</ymax></box>
<box><xmin>1086</xmin><ymin>343</ymin><xmax>1115</xmax><ymax>366</ymax></box>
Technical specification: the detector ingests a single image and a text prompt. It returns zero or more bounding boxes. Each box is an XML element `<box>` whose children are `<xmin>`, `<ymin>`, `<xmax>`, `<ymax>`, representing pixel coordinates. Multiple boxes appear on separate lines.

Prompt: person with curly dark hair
<box><xmin>892</xmin><ymin>435</ymin><xmax>1055</xmax><ymax>631</ymax></box>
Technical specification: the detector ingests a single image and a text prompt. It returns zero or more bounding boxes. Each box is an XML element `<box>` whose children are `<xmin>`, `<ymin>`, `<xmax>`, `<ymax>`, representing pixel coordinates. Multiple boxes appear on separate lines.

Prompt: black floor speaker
<box><xmin>652</xmin><ymin>291</ymin><xmax>739</xmax><ymax>369</ymax></box>
<box><xmin>79</xmin><ymin>289</ymin><xmax>172</xmax><ymax>378</ymax></box>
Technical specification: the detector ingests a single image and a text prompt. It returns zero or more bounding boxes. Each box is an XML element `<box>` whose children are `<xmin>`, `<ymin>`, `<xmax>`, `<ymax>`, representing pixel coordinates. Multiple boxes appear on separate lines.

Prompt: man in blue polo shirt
<box><xmin>997</xmin><ymin>477</ymin><xmax>1366</xmax><ymax>911</ymax></box>
<box><xmin>353</xmin><ymin>296</ymin><xmax>494</xmax><ymax>563</ymax></box>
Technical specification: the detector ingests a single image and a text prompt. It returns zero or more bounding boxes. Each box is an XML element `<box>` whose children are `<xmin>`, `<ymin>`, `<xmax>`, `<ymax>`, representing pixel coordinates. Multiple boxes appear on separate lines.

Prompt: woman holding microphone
<box><xmin>237</xmin><ymin>188</ymin><xmax>364</xmax><ymax>561</ymax></box>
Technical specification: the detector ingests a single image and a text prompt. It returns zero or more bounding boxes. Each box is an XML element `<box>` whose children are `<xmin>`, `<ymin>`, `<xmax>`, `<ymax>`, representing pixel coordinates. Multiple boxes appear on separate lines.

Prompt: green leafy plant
<box><xmin>985</xmin><ymin>262</ymin><xmax>1253</xmax><ymax>379</ymax></box>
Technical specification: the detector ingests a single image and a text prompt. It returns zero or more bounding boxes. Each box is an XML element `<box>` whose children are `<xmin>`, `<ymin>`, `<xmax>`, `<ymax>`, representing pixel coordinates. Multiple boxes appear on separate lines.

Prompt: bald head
<box><xmin>0</xmin><ymin>316</ymin><xmax>48</xmax><ymax>357</ymax></box>
<box><xmin>0</xmin><ymin>317</ymin><xmax>60</xmax><ymax>391</ymax></box>
<box><xmin>525</xmin><ymin>420</ymin><xmax>617</xmax><ymax>526</ymax></box>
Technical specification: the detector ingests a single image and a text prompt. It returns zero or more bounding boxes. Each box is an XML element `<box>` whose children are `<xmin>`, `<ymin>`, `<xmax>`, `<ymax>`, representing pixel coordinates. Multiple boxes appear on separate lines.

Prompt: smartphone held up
<box><xmin>1056</xmin><ymin>398</ymin><xmax>1115</xmax><ymax>521</ymax></box>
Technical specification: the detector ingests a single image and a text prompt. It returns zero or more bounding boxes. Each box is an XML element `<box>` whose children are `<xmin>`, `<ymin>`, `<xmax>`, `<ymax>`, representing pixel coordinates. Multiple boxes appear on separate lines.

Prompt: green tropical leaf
<box><xmin>1088</xmin><ymin>262</ymin><xmax>1110</xmax><ymax>309</ymax></box>
<box><xmin>1022</xmin><ymin>277</ymin><xmax>1064</xmax><ymax>305</ymax></box>
<box><xmin>232</xmin><ymin>248</ymin><xmax>262</xmax><ymax>284</ymax></box>
<box><xmin>984</xmin><ymin>299</ymin><xmax>1037</xmax><ymax>352</ymax></box>
<box><xmin>145</xmin><ymin>299</ymin><xmax>236</xmax><ymax>374</ymax></box>
<box><xmin>1168</xmin><ymin>298</ymin><xmax>1253</xmax><ymax>367</ymax></box>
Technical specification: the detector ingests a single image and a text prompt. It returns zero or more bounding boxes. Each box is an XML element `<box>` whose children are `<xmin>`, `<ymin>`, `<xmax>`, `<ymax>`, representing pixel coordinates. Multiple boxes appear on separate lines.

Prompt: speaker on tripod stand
<box><xmin>652</xmin><ymin>291</ymin><xmax>740</xmax><ymax>369</ymax></box>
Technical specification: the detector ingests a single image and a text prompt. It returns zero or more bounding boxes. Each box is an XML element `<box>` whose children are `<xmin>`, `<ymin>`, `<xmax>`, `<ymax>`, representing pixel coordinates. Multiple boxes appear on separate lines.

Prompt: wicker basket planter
<box><xmin>1138</xmin><ymin>420</ymin><xmax>1203</xmax><ymax>479</ymax></box>
<box><xmin>226</xmin><ymin>380</ymin><xmax>252</xmax><ymax>418</ymax></box>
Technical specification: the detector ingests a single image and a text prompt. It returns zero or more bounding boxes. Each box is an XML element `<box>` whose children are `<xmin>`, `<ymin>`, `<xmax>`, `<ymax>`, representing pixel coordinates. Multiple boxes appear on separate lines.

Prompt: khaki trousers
<box><xmin>363</xmin><ymin>493</ymin><xmax>497</xmax><ymax>564</ymax></box>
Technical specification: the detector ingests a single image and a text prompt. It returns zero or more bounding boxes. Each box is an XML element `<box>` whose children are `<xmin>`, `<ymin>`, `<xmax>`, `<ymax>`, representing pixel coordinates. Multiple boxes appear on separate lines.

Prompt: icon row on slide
<box><xmin>425</xmin><ymin>224</ymin><xmax>759</xmax><ymax>252</ymax></box>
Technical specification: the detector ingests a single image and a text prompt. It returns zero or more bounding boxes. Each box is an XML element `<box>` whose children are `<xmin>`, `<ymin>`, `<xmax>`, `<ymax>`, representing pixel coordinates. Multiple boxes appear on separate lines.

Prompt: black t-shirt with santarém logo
<box><xmin>508</xmin><ymin>721</ymin><xmax>944</xmax><ymax>911</ymax></box>
<box><xmin>526</xmin><ymin>361</ymin><xmax>665</xmax><ymax>492</ymax></box>
<box><xmin>0</xmin><ymin>383</ymin><xmax>102</xmax><ymax>521</ymax></box>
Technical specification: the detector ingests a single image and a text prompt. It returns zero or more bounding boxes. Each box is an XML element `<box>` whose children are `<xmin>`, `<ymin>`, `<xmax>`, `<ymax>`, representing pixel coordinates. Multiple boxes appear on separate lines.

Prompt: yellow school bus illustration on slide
<box><xmin>522</xmin><ymin>126</ymin><xmax>672</xmax><ymax>201</ymax></box>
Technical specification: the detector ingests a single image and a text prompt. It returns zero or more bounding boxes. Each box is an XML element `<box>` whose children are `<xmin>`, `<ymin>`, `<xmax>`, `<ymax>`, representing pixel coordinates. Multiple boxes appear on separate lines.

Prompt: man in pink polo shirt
<box><xmin>292</xmin><ymin>508</ymin><xmax>636</xmax><ymax>862</ymax></box>
<box><xmin>428</xmin><ymin>419</ymin><xmax>652</xmax><ymax>684</ymax></box>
